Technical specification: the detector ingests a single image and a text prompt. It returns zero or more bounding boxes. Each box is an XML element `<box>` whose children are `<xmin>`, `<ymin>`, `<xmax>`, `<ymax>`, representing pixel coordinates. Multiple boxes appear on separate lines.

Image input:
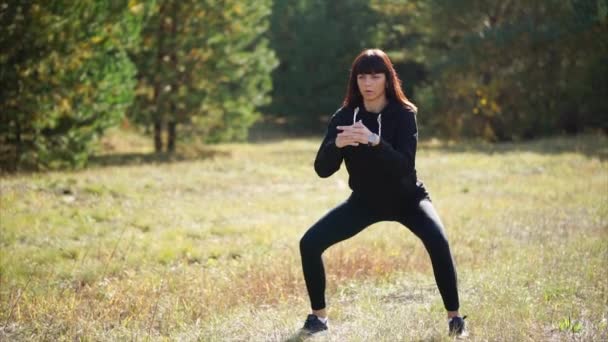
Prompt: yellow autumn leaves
<box><xmin>474</xmin><ymin>89</ymin><xmax>501</xmax><ymax>116</ymax></box>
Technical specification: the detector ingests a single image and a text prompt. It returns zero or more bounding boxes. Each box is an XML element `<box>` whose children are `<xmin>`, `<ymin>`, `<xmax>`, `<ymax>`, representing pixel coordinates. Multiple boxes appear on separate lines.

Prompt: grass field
<box><xmin>1</xmin><ymin>132</ymin><xmax>607</xmax><ymax>341</ymax></box>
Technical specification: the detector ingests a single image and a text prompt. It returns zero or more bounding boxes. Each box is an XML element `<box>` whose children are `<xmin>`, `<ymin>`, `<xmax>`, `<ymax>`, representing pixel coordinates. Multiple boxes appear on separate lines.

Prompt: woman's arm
<box><xmin>314</xmin><ymin>110</ymin><xmax>344</xmax><ymax>178</ymax></box>
<box><xmin>372</xmin><ymin>109</ymin><xmax>417</xmax><ymax>176</ymax></box>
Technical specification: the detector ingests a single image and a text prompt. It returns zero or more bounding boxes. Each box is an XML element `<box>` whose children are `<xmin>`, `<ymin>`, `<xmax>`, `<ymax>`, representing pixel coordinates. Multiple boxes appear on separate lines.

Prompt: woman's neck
<box><xmin>363</xmin><ymin>96</ymin><xmax>388</xmax><ymax>113</ymax></box>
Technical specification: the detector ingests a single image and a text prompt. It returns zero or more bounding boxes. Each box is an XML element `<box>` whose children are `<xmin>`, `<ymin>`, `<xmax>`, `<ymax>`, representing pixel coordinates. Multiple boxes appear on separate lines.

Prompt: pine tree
<box><xmin>129</xmin><ymin>0</ymin><xmax>278</xmax><ymax>151</ymax></box>
<box><xmin>0</xmin><ymin>0</ymin><xmax>148</xmax><ymax>170</ymax></box>
<box><xmin>267</xmin><ymin>0</ymin><xmax>379</xmax><ymax>131</ymax></box>
<box><xmin>399</xmin><ymin>0</ymin><xmax>608</xmax><ymax>140</ymax></box>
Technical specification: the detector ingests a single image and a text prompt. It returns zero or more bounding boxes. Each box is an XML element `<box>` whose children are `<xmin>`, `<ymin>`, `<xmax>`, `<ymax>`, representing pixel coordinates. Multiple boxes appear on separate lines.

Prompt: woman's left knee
<box><xmin>425</xmin><ymin>225</ymin><xmax>450</xmax><ymax>250</ymax></box>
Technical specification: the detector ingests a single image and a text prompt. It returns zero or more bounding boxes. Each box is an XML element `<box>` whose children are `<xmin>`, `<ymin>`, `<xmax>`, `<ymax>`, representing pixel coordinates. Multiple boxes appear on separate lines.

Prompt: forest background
<box><xmin>1</xmin><ymin>0</ymin><xmax>606</xmax><ymax>170</ymax></box>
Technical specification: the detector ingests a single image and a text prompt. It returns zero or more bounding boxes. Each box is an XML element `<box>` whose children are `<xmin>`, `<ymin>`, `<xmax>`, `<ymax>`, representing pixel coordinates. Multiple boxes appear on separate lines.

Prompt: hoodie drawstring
<box><xmin>353</xmin><ymin>107</ymin><xmax>382</xmax><ymax>139</ymax></box>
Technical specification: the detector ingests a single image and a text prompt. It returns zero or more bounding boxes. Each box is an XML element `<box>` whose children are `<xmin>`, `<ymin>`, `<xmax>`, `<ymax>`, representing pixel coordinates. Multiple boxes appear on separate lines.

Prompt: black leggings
<box><xmin>299</xmin><ymin>195</ymin><xmax>460</xmax><ymax>311</ymax></box>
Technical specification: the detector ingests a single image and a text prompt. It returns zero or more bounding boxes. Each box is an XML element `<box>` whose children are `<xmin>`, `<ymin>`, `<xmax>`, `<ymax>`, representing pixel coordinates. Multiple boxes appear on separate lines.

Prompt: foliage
<box><xmin>2</xmin><ymin>0</ymin><xmax>606</xmax><ymax>171</ymax></box>
<box><xmin>267</xmin><ymin>0</ymin><xmax>379</xmax><ymax>130</ymax></box>
<box><xmin>128</xmin><ymin>0</ymin><xmax>277</xmax><ymax>147</ymax></box>
<box><xmin>0</xmin><ymin>1</ymin><xmax>148</xmax><ymax>170</ymax></box>
<box><xmin>391</xmin><ymin>0</ymin><xmax>608</xmax><ymax>140</ymax></box>
<box><xmin>268</xmin><ymin>0</ymin><xmax>607</xmax><ymax>139</ymax></box>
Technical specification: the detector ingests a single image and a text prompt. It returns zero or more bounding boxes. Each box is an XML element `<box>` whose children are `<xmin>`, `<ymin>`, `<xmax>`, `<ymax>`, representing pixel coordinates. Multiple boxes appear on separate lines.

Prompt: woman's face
<box><xmin>357</xmin><ymin>72</ymin><xmax>386</xmax><ymax>102</ymax></box>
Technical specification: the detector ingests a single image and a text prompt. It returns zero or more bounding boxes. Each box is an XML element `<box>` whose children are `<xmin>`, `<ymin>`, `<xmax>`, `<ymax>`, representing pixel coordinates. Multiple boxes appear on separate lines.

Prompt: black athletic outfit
<box><xmin>299</xmin><ymin>99</ymin><xmax>460</xmax><ymax>311</ymax></box>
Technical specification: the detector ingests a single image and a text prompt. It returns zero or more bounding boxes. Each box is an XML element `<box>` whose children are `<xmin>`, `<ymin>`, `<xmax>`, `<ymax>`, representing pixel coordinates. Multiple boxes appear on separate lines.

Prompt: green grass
<box><xmin>1</xmin><ymin>134</ymin><xmax>607</xmax><ymax>341</ymax></box>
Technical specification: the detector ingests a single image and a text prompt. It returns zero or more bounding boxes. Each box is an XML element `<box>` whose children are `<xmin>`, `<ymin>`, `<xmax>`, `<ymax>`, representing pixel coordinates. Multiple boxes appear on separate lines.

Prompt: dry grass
<box><xmin>1</xmin><ymin>133</ymin><xmax>607</xmax><ymax>341</ymax></box>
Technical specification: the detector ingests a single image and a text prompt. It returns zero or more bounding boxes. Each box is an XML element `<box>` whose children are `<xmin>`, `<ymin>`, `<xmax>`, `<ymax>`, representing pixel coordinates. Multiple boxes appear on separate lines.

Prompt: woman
<box><xmin>299</xmin><ymin>49</ymin><xmax>466</xmax><ymax>337</ymax></box>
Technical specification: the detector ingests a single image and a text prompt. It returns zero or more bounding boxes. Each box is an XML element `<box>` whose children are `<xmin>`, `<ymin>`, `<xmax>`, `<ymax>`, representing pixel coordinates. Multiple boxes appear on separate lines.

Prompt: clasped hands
<box><xmin>335</xmin><ymin>120</ymin><xmax>376</xmax><ymax>148</ymax></box>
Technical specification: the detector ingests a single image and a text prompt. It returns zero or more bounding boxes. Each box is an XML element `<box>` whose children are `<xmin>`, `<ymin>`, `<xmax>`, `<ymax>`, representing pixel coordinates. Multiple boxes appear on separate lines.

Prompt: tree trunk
<box><xmin>14</xmin><ymin>119</ymin><xmax>21</xmax><ymax>171</ymax></box>
<box><xmin>152</xmin><ymin>1</ymin><xmax>167</xmax><ymax>153</ymax></box>
<box><xmin>166</xmin><ymin>1</ymin><xmax>179</xmax><ymax>153</ymax></box>
<box><xmin>167</xmin><ymin>119</ymin><xmax>176</xmax><ymax>152</ymax></box>
<box><xmin>154</xmin><ymin>120</ymin><xmax>163</xmax><ymax>152</ymax></box>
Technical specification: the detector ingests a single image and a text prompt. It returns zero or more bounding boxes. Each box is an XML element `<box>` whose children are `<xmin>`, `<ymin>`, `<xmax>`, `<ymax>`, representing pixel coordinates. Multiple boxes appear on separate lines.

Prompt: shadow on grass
<box><xmin>281</xmin><ymin>328</ymin><xmax>444</xmax><ymax>342</ymax></box>
<box><xmin>88</xmin><ymin>149</ymin><xmax>230</xmax><ymax>168</ymax></box>
<box><xmin>283</xmin><ymin>330</ymin><xmax>309</xmax><ymax>342</ymax></box>
<box><xmin>89</xmin><ymin>134</ymin><xmax>607</xmax><ymax>169</ymax></box>
<box><xmin>419</xmin><ymin>134</ymin><xmax>608</xmax><ymax>160</ymax></box>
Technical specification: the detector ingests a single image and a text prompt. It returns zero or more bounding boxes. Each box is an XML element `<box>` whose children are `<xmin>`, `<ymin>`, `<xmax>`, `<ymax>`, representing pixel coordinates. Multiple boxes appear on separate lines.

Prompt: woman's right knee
<box><xmin>300</xmin><ymin>230</ymin><xmax>322</xmax><ymax>256</ymax></box>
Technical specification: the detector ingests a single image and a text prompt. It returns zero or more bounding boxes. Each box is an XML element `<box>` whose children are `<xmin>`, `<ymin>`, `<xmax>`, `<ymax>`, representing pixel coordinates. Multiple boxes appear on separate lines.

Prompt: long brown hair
<box><xmin>342</xmin><ymin>49</ymin><xmax>417</xmax><ymax>113</ymax></box>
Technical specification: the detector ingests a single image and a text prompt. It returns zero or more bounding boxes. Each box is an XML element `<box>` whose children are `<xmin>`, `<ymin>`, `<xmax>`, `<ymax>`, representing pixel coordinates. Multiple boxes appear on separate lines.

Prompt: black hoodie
<box><xmin>314</xmin><ymin>99</ymin><xmax>428</xmax><ymax>211</ymax></box>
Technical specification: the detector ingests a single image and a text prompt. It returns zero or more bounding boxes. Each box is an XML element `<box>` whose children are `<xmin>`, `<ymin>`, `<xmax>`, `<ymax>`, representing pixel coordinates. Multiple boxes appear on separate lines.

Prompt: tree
<box><xmin>405</xmin><ymin>0</ymin><xmax>608</xmax><ymax>140</ymax></box>
<box><xmin>0</xmin><ymin>0</ymin><xmax>148</xmax><ymax>170</ymax></box>
<box><xmin>267</xmin><ymin>0</ymin><xmax>380</xmax><ymax>131</ymax></box>
<box><xmin>129</xmin><ymin>0</ymin><xmax>277</xmax><ymax>151</ymax></box>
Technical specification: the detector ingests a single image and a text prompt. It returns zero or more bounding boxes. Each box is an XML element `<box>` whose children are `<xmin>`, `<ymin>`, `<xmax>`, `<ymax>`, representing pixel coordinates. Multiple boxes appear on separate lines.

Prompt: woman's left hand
<box><xmin>337</xmin><ymin>120</ymin><xmax>372</xmax><ymax>145</ymax></box>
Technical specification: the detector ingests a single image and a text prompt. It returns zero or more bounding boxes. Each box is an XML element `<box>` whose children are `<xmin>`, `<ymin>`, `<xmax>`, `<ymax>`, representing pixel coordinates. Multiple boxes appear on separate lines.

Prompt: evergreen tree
<box><xmin>267</xmin><ymin>0</ymin><xmax>379</xmax><ymax>131</ymax></box>
<box><xmin>129</xmin><ymin>0</ymin><xmax>277</xmax><ymax>150</ymax></box>
<box><xmin>406</xmin><ymin>0</ymin><xmax>608</xmax><ymax>140</ymax></box>
<box><xmin>0</xmin><ymin>0</ymin><xmax>148</xmax><ymax>170</ymax></box>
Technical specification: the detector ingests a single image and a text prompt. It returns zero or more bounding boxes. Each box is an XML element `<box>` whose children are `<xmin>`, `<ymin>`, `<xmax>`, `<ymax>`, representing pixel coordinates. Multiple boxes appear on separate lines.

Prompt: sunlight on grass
<box><xmin>1</xmin><ymin>134</ymin><xmax>607</xmax><ymax>341</ymax></box>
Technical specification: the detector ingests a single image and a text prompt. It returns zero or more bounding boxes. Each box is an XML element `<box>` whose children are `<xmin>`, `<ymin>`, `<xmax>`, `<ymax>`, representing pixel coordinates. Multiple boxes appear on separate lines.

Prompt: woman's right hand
<box><xmin>335</xmin><ymin>121</ymin><xmax>367</xmax><ymax>148</ymax></box>
<box><xmin>335</xmin><ymin>125</ymin><xmax>360</xmax><ymax>148</ymax></box>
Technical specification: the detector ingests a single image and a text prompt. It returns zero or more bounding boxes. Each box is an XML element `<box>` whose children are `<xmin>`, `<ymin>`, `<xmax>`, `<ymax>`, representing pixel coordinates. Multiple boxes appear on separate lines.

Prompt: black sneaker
<box><xmin>301</xmin><ymin>314</ymin><xmax>328</xmax><ymax>335</ymax></box>
<box><xmin>449</xmin><ymin>315</ymin><xmax>468</xmax><ymax>338</ymax></box>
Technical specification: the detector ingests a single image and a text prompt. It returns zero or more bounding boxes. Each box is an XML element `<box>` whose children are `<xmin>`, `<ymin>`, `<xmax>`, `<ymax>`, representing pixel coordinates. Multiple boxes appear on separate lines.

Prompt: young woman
<box><xmin>299</xmin><ymin>49</ymin><xmax>466</xmax><ymax>337</ymax></box>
